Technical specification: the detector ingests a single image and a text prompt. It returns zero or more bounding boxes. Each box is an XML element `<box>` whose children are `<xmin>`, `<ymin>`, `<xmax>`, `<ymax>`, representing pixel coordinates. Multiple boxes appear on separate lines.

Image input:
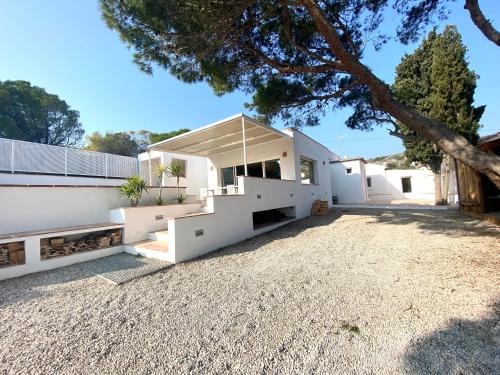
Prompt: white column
<box><xmin>242</xmin><ymin>117</ymin><xmax>248</xmax><ymax>176</ymax></box>
<box><xmin>148</xmin><ymin>150</ymin><xmax>152</xmax><ymax>186</ymax></box>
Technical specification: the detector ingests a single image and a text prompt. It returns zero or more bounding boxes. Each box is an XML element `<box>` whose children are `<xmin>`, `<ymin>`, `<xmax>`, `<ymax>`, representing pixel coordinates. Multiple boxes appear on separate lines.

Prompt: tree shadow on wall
<box><xmin>404</xmin><ymin>300</ymin><xmax>500</xmax><ymax>374</ymax></box>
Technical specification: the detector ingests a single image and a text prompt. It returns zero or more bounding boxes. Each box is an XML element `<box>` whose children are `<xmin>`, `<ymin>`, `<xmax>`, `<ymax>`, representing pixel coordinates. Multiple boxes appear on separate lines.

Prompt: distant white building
<box><xmin>330</xmin><ymin>157</ymin><xmax>458</xmax><ymax>204</ymax></box>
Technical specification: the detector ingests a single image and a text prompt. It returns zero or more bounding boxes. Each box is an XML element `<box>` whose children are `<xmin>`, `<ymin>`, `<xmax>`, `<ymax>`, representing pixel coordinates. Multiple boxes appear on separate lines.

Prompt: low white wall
<box><xmin>0</xmin><ymin>186</ymin><xmax>185</xmax><ymax>235</ymax></box>
<box><xmin>110</xmin><ymin>203</ymin><xmax>204</xmax><ymax>244</ymax></box>
<box><xmin>0</xmin><ymin>228</ymin><xmax>124</xmax><ymax>281</ymax></box>
<box><xmin>0</xmin><ymin>173</ymin><xmax>127</xmax><ymax>186</ymax></box>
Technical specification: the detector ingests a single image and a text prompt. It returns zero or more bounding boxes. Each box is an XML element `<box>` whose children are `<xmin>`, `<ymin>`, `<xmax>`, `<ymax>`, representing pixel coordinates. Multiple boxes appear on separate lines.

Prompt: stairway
<box><xmin>125</xmin><ymin>229</ymin><xmax>171</xmax><ymax>262</ymax></box>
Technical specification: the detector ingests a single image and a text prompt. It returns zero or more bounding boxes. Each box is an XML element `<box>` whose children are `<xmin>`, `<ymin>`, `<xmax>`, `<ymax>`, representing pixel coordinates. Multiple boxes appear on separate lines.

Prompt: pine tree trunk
<box><xmin>303</xmin><ymin>0</ymin><xmax>500</xmax><ymax>189</ymax></box>
<box><xmin>441</xmin><ymin>156</ymin><xmax>451</xmax><ymax>205</ymax></box>
<box><xmin>434</xmin><ymin>173</ymin><xmax>443</xmax><ymax>205</ymax></box>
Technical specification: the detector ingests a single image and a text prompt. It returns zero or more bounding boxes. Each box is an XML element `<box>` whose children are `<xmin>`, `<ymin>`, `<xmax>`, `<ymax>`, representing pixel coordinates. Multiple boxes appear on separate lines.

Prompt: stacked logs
<box><xmin>311</xmin><ymin>200</ymin><xmax>330</xmax><ymax>216</ymax></box>
<box><xmin>40</xmin><ymin>229</ymin><xmax>122</xmax><ymax>260</ymax></box>
<box><xmin>0</xmin><ymin>242</ymin><xmax>26</xmax><ymax>267</ymax></box>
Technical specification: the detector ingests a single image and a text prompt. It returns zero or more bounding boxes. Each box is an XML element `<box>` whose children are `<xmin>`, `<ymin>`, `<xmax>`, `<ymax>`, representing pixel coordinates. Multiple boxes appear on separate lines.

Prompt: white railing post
<box><xmin>11</xmin><ymin>140</ymin><xmax>15</xmax><ymax>173</ymax></box>
<box><xmin>241</xmin><ymin>116</ymin><xmax>248</xmax><ymax>176</ymax></box>
<box><xmin>64</xmin><ymin>148</ymin><xmax>68</xmax><ymax>176</ymax></box>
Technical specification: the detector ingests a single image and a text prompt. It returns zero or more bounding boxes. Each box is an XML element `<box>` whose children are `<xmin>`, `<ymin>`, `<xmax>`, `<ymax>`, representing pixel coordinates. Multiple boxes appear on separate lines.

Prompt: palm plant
<box><xmin>118</xmin><ymin>175</ymin><xmax>148</xmax><ymax>207</ymax></box>
<box><xmin>167</xmin><ymin>160</ymin><xmax>185</xmax><ymax>204</ymax></box>
<box><xmin>154</xmin><ymin>164</ymin><xmax>168</xmax><ymax>205</ymax></box>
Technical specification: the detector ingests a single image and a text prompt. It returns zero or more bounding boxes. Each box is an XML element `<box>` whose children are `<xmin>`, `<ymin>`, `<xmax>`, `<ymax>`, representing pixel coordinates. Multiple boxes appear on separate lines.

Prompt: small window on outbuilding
<box><xmin>367</xmin><ymin>177</ymin><xmax>372</xmax><ymax>187</ymax></box>
<box><xmin>346</xmin><ymin>168</ymin><xmax>352</xmax><ymax>174</ymax></box>
<box><xmin>401</xmin><ymin>177</ymin><xmax>412</xmax><ymax>193</ymax></box>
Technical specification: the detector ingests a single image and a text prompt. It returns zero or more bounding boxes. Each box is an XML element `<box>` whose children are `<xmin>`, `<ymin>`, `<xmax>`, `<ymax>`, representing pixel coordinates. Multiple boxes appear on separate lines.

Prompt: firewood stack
<box><xmin>40</xmin><ymin>229</ymin><xmax>122</xmax><ymax>260</ymax></box>
<box><xmin>0</xmin><ymin>241</ymin><xmax>25</xmax><ymax>267</ymax></box>
<box><xmin>311</xmin><ymin>200</ymin><xmax>330</xmax><ymax>216</ymax></box>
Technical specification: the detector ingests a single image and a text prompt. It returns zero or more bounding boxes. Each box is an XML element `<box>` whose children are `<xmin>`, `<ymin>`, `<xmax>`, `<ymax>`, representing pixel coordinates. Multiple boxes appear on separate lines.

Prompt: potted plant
<box><xmin>118</xmin><ymin>175</ymin><xmax>148</xmax><ymax>207</ymax></box>
<box><xmin>154</xmin><ymin>164</ymin><xmax>168</xmax><ymax>205</ymax></box>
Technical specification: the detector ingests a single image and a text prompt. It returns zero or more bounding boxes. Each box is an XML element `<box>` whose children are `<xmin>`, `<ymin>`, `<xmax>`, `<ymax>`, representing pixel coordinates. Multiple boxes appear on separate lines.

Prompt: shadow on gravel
<box><xmin>347</xmin><ymin>209</ymin><xmax>499</xmax><ymax>238</ymax></box>
<box><xmin>404</xmin><ymin>300</ymin><xmax>500</xmax><ymax>374</ymax></box>
<box><xmin>0</xmin><ymin>254</ymin><xmax>146</xmax><ymax>307</ymax></box>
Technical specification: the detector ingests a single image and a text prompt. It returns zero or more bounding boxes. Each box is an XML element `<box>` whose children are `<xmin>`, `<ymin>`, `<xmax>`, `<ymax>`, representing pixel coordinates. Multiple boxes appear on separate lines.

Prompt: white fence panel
<box><xmin>107</xmin><ymin>153</ymin><xmax>138</xmax><ymax>178</ymax></box>
<box><xmin>0</xmin><ymin>139</ymin><xmax>12</xmax><ymax>172</ymax></box>
<box><xmin>14</xmin><ymin>140</ymin><xmax>65</xmax><ymax>174</ymax></box>
<box><xmin>0</xmin><ymin>138</ymin><xmax>138</xmax><ymax>178</ymax></box>
<box><xmin>67</xmin><ymin>148</ymin><xmax>106</xmax><ymax>177</ymax></box>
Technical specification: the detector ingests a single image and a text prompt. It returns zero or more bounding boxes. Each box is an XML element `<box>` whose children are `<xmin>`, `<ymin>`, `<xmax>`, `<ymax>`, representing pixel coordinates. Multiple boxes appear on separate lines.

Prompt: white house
<box><xmin>0</xmin><ymin>114</ymin><xmax>339</xmax><ymax>280</ymax></box>
<box><xmin>330</xmin><ymin>157</ymin><xmax>458</xmax><ymax>204</ymax></box>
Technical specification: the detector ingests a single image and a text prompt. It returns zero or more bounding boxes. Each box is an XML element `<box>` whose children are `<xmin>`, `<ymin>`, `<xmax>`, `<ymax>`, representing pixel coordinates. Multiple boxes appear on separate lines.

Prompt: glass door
<box><xmin>221</xmin><ymin>167</ymin><xmax>235</xmax><ymax>187</ymax></box>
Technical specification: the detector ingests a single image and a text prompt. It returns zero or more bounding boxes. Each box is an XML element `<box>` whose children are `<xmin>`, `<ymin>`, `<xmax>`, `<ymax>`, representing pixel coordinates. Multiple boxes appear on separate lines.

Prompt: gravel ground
<box><xmin>1</xmin><ymin>209</ymin><xmax>499</xmax><ymax>375</ymax></box>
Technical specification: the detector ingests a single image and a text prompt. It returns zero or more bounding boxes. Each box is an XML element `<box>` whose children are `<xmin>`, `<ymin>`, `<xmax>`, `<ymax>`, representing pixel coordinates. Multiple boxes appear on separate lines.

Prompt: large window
<box><xmin>265</xmin><ymin>159</ymin><xmax>281</xmax><ymax>179</ymax></box>
<box><xmin>300</xmin><ymin>157</ymin><xmax>316</xmax><ymax>184</ymax></box>
<box><xmin>221</xmin><ymin>159</ymin><xmax>281</xmax><ymax>185</ymax></box>
<box><xmin>401</xmin><ymin>177</ymin><xmax>412</xmax><ymax>193</ymax></box>
<box><xmin>171</xmin><ymin>158</ymin><xmax>187</xmax><ymax>177</ymax></box>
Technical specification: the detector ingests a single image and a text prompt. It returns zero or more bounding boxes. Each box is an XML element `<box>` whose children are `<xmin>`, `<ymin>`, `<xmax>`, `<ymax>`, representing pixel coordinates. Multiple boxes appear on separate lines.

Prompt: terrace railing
<box><xmin>0</xmin><ymin>138</ymin><xmax>138</xmax><ymax>178</ymax></box>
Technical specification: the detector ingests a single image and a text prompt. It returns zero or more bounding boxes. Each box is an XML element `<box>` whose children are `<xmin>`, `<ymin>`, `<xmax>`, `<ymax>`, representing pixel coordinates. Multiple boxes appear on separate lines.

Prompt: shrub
<box><xmin>118</xmin><ymin>175</ymin><xmax>148</xmax><ymax>207</ymax></box>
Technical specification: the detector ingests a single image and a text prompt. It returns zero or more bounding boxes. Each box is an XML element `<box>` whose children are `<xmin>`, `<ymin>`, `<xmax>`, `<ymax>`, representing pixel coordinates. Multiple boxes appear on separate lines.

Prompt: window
<box><xmin>346</xmin><ymin>168</ymin><xmax>352</xmax><ymax>174</ymax></box>
<box><xmin>171</xmin><ymin>158</ymin><xmax>186</xmax><ymax>177</ymax></box>
<box><xmin>401</xmin><ymin>177</ymin><xmax>412</xmax><ymax>193</ymax></box>
<box><xmin>367</xmin><ymin>177</ymin><xmax>372</xmax><ymax>187</ymax></box>
<box><xmin>222</xmin><ymin>166</ymin><xmax>235</xmax><ymax>186</ymax></box>
<box><xmin>264</xmin><ymin>159</ymin><xmax>281</xmax><ymax>179</ymax></box>
<box><xmin>300</xmin><ymin>157</ymin><xmax>316</xmax><ymax>184</ymax></box>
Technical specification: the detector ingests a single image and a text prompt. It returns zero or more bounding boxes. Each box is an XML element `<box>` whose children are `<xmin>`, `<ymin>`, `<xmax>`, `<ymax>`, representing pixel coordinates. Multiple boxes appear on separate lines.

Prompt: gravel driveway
<box><xmin>1</xmin><ymin>209</ymin><xmax>499</xmax><ymax>374</ymax></box>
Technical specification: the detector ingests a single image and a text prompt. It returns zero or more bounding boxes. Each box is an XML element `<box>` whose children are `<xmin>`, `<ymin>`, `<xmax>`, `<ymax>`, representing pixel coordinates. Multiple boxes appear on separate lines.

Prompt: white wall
<box><xmin>0</xmin><ymin>186</ymin><xmax>185</xmax><ymax>235</ymax></box>
<box><xmin>110</xmin><ymin>203</ymin><xmax>204</xmax><ymax>244</ymax></box>
<box><xmin>138</xmin><ymin>151</ymin><xmax>208</xmax><ymax>196</ymax></box>
<box><xmin>365</xmin><ymin>163</ymin><xmax>458</xmax><ymax>203</ymax></box>
<box><xmin>0</xmin><ymin>173</ymin><xmax>128</xmax><ymax>186</ymax></box>
<box><xmin>330</xmin><ymin>160</ymin><xmax>368</xmax><ymax>203</ymax></box>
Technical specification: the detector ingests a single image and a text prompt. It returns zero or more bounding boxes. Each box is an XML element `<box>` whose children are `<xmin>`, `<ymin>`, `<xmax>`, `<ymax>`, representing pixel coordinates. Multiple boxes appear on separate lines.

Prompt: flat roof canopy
<box><xmin>148</xmin><ymin>114</ymin><xmax>290</xmax><ymax>157</ymax></box>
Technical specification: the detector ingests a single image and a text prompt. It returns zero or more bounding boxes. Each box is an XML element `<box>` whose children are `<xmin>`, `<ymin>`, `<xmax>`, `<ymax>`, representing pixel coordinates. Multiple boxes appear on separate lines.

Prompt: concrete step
<box><xmin>148</xmin><ymin>230</ymin><xmax>169</xmax><ymax>241</ymax></box>
<box><xmin>125</xmin><ymin>240</ymin><xmax>171</xmax><ymax>262</ymax></box>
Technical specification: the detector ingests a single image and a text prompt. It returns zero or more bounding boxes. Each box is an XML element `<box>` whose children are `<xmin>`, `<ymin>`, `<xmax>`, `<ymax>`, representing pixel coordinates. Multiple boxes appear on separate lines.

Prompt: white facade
<box><xmin>138</xmin><ymin>150</ymin><xmax>208</xmax><ymax>197</ymax></box>
<box><xmin>365</xmin><ymin>163</ymin><xmax>458</xmax><ymax>203</ymax></box>
<box><xmin>330</xmin><ymin>159</ymin><xmax>368</xmax><ymax>204</ymax></box>
<box><xmin>329</xmin><ymin>158</ymin><xmax>458</xmax><ymax>204</ymax></box>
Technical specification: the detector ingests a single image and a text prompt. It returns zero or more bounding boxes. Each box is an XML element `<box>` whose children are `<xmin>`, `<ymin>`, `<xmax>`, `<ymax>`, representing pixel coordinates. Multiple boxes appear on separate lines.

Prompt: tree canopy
<box><xmin>393</xmin><ymin>26</ymin><xmax>484</xmax><ymax>174</ymax></box>
<box><xmin>84</xmin><ymin>128</ymin><xmax>190</xmax><ymax>156</ymax></box>
<box><xmin>100</xmin><ymin>0</ymin><xmax>500</xmax><ymax>187</ymax></box>
<box><xmin>0</xmin><ymin>80</ymin><xmax>84</xmax><ymax>146</ymax></box>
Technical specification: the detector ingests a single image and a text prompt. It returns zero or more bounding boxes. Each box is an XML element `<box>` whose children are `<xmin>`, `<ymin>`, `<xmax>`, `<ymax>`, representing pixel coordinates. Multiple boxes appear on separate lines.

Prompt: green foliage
<box><xmin>154</xmin><ymin>163</ymin><xmax>168</xmax><ymax>205</ymax></box>
<box><xmin>166</xmin><ymin>160</ymin><xmax>185</xmax><ymax>204</ymax></box>
<box><xmin>148</xmin><ymin>129</ymin><xmax>190</xmax><ymax>144</ymax></box>
<box><xmin>99</xmin><ymin>0</ymin><xmax>455</xmax><ymax>128</ymax></box>
<box><xmin>393</xmin><ymin>26</ymin><xmax>483</xmax><ymax>172</ymax></box>
<box><xmin>118</xmin><ymin>175</ymin><xmax>148</xmax><ymax>207</ymax></box>
<box><xmin>85</xmin><ymin>131</ymin><xmax>144</xmax><ymax>157</ymax></box>
<box><xmin>0</xmin><ymin>80</ymin><xmax>84</xmax><ymax>146</ymax></box>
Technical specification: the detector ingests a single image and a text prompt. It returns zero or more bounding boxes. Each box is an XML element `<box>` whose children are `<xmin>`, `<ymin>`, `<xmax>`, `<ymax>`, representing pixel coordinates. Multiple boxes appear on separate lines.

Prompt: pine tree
<box><xmin>393</xmin><ymin>26</ymin><xmax>484</xmax><ymax>204</ymax></box>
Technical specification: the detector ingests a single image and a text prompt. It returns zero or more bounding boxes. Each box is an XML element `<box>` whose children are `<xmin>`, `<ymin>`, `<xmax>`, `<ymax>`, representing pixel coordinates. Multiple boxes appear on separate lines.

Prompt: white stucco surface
<box><xmin>330</xmin><ymin>159</ymin><xmax>368</xmax><ymax>204</ymax></box>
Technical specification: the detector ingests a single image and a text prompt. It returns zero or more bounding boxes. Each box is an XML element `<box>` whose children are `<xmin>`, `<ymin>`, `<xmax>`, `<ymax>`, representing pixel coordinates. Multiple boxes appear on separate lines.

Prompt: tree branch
<box><xmin>464</xmin><ymin>0</ymin><xmax>500</xmax><ymax>46</ymax></box>
<box><xmin>242</xmin><ymin>44</ymin><xmax>337</xmax><ymax>74</ymax></box>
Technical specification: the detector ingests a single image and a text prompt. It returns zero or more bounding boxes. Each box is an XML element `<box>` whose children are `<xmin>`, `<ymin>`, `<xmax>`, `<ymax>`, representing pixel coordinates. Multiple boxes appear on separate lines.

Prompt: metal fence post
<box><xmin>11</xmin><ymin>140</ymin><xmax>15</xmax><ymax>173</ymax></box>
<box><xmin>105</xmin><ymin>153</ymin><xmax>108</xmax><ymax>178</ymax></box>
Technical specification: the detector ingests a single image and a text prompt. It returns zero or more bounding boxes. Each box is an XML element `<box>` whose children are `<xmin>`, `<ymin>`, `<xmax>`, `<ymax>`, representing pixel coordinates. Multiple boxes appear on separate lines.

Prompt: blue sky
<box><xmin>0</xmin><ymin>1</ymin><xmax>499</xmax><ymax>158</ymax></box>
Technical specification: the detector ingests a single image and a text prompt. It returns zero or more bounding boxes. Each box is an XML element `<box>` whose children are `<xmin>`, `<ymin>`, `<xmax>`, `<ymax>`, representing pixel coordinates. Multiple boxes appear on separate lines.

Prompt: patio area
<box><xmin>0</xmin><ymin>209</ymin><xmax>498</xmax><ymax>374</ymax></box>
